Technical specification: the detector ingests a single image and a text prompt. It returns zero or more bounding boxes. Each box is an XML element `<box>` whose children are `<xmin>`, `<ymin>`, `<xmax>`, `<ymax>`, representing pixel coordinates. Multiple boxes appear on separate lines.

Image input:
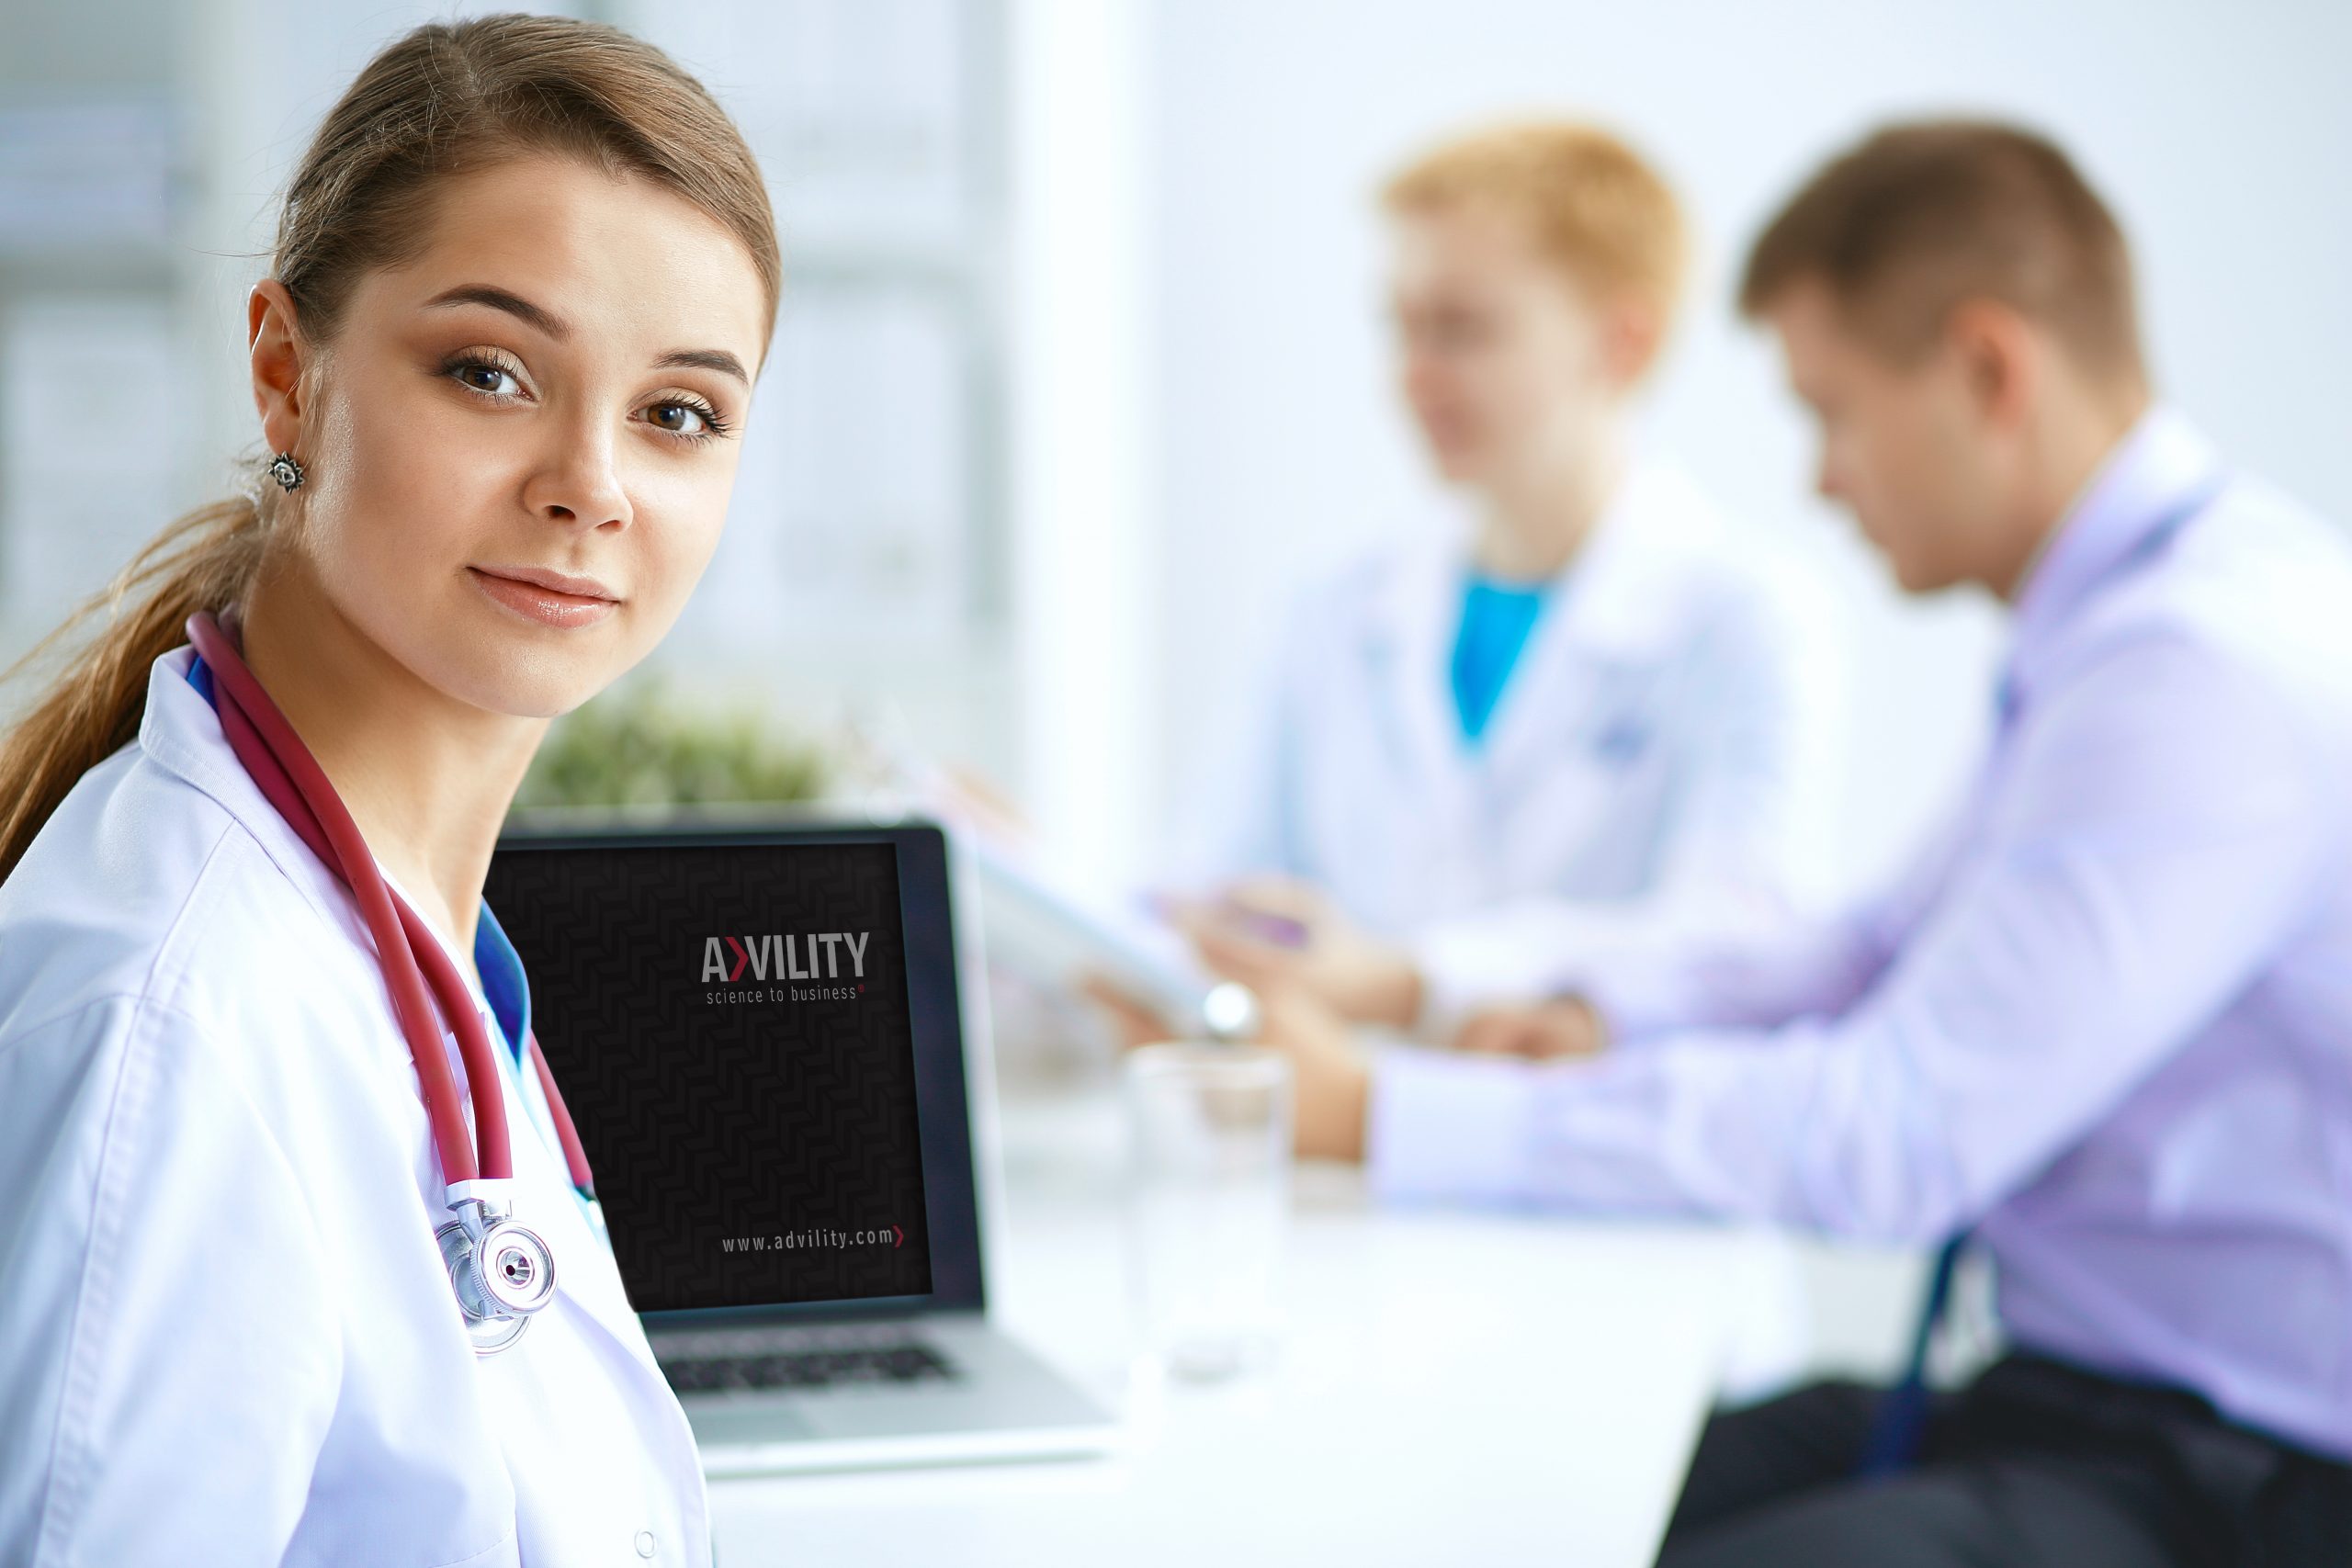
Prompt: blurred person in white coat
<box><xmin>1167</xmin><ymin>119</ymin><xmax>1847</xmax><ymax>1042</ymax></box>
<box><xmin>0</xmin><ymin>17</ymin><xmax>778</xmax><ymax>1565</ymax></box>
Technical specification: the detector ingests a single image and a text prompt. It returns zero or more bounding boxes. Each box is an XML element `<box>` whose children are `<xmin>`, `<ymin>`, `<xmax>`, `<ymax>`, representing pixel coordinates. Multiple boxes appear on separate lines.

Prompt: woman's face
<box><xmin>254</xmin><ymin>153</ymin><xmax>770</xmax><ymax>718</ymax></box>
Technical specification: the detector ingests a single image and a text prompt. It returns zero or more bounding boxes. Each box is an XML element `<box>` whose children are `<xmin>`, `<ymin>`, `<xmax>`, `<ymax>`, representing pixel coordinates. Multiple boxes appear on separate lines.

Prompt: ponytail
<box><xmin>0</xmin><ymin>13</ymin><xmax>779</xmax><ymax>886</ymax></box>
<box><xmin>0</xmin><ymin>485</ymin><xmax>269</xmax><ymax>882</ymax></box>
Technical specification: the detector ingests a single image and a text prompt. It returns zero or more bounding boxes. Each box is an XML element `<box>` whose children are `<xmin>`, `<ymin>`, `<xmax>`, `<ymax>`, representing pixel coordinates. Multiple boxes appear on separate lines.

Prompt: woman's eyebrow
<box><xmin>656</xmin><ymin>348</ymin><xmax>750</xmax><ymax>386</ymax></box>
<box><xmin>423</xmin><ymin>286</ymin><xmax>745</xmax><ymax>384</ymax></box>
<box><xmin>424</xmin><ymin>284</ymin><xmax>570</xmax><ymax>340</ymax></box>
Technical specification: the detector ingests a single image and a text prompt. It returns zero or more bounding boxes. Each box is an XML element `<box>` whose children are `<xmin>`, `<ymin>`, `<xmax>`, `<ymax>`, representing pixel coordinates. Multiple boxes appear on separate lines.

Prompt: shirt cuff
<box><xmin>1365</xmin><ymin>1043</ymin><xmax>1535</xmax><ymax>1204</ymax></box>
<box><xmin>1412</xmin><ymin>906</ymin><xmax>1607</xmax><ymax>1039</ymax></box>
<box><xmin>1411</xmin><ymin>926</ymin><xmax>1523</xmax><ymax>1041</ymax></box>
<box><xmin>1412</xmin><ymin>917</ymin><xmax>1677</xmax><ymax>1048</ymax></box>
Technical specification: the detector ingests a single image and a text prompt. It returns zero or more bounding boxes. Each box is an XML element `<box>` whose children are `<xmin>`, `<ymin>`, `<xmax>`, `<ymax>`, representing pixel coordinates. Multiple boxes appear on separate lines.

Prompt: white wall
<box><xmin>1122</xmin><ymin>0</ymin><xmax>2352</xmax><ymax>898</ymax></box>
<box><xmin>1006</xmin><ymin>0</ymin><xmax>1159</xmax><ymax>890</ymax></box>
<box><xmin>10</xmin><ymin>0</ymin><xmax>2348</xmax><ymax>896</ymax></box>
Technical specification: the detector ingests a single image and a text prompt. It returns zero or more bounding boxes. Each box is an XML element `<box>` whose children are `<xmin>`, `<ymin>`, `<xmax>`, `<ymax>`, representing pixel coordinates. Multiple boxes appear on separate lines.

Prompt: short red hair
<box><xmin>1383</xmin><ymin>118</ymin><xmax>1690</xmax><ymax>329</ymax></box>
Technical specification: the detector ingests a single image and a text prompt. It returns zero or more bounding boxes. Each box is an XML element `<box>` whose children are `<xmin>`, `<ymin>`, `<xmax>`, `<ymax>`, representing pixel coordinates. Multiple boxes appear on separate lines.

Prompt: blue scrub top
<box><xmin>1449</xmin><ymin>573</ymin><xmax>1549</xmax><ymax>744</ymax></box>
<box><xmin>187</xmin><ymin>652</ymin><xmax>529</xmax><ymax>1066</ymax></box>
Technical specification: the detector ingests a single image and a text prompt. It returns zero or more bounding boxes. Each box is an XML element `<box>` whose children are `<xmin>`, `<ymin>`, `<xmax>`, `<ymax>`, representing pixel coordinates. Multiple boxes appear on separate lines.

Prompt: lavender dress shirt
<box><xmin>1369</xmin><ymin>408</ymin><xmax>2352</xmax><ymax>1459</ymax></box>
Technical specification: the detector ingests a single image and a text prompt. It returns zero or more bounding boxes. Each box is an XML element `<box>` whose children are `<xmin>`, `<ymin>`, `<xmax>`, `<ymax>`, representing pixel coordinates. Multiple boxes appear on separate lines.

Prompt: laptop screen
<box><xmin>486</xmin><ymin>834</ymin><xmax>942</xmax><ymax>1314</ymax></box>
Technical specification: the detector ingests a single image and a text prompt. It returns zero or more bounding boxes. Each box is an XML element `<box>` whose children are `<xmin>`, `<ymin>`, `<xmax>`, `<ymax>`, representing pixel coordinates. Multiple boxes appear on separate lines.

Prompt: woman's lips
<box><xmin>467</xmin><ymin>566</ymin><xmax>620</xmax><ymax>630</ymax></box>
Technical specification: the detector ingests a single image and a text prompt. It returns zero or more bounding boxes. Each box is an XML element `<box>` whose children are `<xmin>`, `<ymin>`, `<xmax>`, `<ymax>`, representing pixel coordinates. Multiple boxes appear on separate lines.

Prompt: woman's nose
<box><xmin>524</xmin><ymin>422</ymin><xmax>632</xmax><ymax>529</ymax></box>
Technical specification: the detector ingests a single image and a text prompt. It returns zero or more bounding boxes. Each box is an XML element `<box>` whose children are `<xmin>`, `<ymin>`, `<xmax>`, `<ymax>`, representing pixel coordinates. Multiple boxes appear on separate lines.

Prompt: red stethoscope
<box><xmin>187</xmin><ymin>610</ymin><xmax>598</xmax><ymax>1355</ymax></box>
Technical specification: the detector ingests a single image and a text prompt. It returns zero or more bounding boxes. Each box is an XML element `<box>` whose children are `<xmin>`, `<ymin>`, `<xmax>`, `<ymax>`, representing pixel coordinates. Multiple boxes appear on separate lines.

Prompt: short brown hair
<box><xmin>1383</xmin><ymin>118</ymin><xmax>1690</xmax><ymax>327</ymax></box>
<box><xmin>1738</xmin><ymin>120</ymin><xmax>2143</xmax><ymax>381</ymax></box>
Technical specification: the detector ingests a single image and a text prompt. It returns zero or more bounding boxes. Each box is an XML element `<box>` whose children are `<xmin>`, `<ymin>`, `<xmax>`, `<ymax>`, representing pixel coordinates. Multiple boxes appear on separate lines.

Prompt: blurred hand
<box><xmin>1078</xmin><ymin>971</ymin><xmax>1180</xmax><ymax>1053</ymax></box>
<box><xmin>1166</xmin><ymin>874</ymin><xmax>1425</xmax><ymax>1031</ymax></box>
<box><xmin>1251</xmin><ymin>984</ymin><xmax>1372</xmax><ymax>1163</ymax></box>
<box><xmin>1451</xmin><ymin>997</ymin><xmax>1609</xmax><ymax>1061</ymax></box>
<box><xmin>1085</xmin><ymin>966</ymin><xmax>1371</xmax><ymax>1162</ymax></box>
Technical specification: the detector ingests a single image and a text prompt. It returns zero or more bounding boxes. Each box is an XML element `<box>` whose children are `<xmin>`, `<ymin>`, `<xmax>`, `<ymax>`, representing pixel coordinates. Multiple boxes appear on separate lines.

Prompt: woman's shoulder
<box><xmin>0</xmin><ymin>741</ymin><xmax>357</xmax><ymax>1053</ymax></box>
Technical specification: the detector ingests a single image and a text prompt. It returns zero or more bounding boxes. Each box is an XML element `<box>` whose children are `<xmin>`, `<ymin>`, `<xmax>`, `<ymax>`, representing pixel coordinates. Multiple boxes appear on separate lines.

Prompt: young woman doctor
<box><xmin>0</xmin><ymin>17</ymin><xmax>776</xmax><ymax>1565</ymax></box>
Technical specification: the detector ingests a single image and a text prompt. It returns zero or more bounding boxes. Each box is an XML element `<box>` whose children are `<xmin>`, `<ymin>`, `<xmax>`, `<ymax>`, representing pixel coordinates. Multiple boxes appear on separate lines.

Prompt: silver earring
<box><xmin>268</xmin><ymin>453</ymin><xmax>304</xmax><ymax>492</ymax></box>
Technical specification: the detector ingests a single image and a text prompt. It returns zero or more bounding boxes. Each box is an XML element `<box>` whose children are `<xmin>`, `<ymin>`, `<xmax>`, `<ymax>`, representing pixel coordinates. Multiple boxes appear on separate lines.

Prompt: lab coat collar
<box><xmin>1365</xmin><ymin>463</ymin><xmax>1719</xmax><ymax>666</ymax></box>
<box><xmin>1540</xmin><ymin>465</ymin><xmax>1734</xmax><ymax>659</ymax></box>
<box><xmin>1488</xmin><ymin>468</ymin><xmax>1731</xmax><ymax>781</ymax></box>
<box><xmin>141</xmin><ymin>647</ymin><xmax>511</xmax><ymax>1033</ymax></box>
<box><xmin>138</xmin><ymin>645</ymin><xmax>662</xmax><ymax>1378</ymax></box>
<box><xmin>139</xmin><ymin>646</ymin><xmax>368</xmax><ymax>943</ymax></box>
<box><xmin>144</xmin><ymin>644</ymin><xmax>514</xmax><ymax>1050</ymax></box>
<box><xmin>1357</xmin><ymin>464</ymin><xmax>1728</xmax><ymax>803</ymax></box>
<box><xmin>2007</xmin><ymin>406</ymin><xmax>2227</xmax><ymax>694</ymax></box>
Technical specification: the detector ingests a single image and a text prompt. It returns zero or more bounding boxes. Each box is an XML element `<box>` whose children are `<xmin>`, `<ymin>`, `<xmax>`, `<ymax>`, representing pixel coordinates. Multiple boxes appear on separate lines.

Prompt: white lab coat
<box><xmin>1181</xmin><ymin>465</ymin><xmax>1846</xmax><ymax>1027</ymax></box>
<box><xmin>0</xmin><ymin>646</ymin><xmax>710</xmax><ymax>1566</ymax></box>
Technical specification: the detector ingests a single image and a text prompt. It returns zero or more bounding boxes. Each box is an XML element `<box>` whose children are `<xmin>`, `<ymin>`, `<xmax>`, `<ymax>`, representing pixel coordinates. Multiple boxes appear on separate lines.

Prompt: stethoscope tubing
<box><xmin>185</xmin><ymin>611</ymin><xmax>594</xmax><ymax>1198</ymax></box>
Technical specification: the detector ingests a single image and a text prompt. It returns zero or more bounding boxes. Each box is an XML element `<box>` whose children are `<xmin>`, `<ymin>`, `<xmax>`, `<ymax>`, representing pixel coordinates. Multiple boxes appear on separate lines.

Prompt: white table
<box><xmin>709</xmin><ymin>1089</ymin><xmax>1767</xmax><ymax>1567</ymax></box>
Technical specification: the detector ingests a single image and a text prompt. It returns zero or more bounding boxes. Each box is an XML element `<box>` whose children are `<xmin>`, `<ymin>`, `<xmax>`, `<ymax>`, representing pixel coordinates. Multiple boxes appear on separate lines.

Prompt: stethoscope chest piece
<box><xmin>437</xmin><ymin>1188</ymin><xmax>558</xmax><ymax>1356</ymax></box>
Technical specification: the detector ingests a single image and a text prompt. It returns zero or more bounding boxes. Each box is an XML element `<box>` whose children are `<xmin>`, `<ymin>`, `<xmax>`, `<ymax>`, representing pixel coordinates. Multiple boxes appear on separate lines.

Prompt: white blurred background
<box><xmin>5</xmin><ymin>0</ymin><xmax>2348</xmax><ymax>1375</ymax></box>
<box><xmin>7</xmin><ymin>0</ymin><xmax>2347</xmax><ymax>896</ymax></box>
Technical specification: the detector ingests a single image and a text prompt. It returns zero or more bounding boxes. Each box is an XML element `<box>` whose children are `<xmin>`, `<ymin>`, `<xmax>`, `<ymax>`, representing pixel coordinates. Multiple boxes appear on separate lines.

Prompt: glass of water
<box><xmin>1123</xmin><ymin>1043</ymin><xmax>1292</xmax><ymax>1382</ymax></box>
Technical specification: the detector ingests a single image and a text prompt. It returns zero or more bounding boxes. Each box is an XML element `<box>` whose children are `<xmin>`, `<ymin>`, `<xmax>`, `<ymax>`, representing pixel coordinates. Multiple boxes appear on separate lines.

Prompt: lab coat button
<box><xmin>635</xmin><ymin>1529</ymin><xmax>657</xmax><ymax>1558</ymax></box>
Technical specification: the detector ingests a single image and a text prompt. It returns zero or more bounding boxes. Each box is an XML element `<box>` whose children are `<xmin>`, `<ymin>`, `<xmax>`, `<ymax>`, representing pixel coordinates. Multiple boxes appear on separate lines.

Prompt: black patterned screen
<box><xmin>485</xmin><ymin>840</ymin><xmax>933</xmax><ymax>1311</ymax></box>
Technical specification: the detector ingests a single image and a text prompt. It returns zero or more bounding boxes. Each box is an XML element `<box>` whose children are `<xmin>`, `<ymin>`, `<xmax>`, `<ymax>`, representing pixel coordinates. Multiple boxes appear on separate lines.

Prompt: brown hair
<box><xmin>0</xmin><ymin>14</ymin><xmax>780</xmax><ymax>881</ymax></box>
<box><xmin>1738</xmin><ymin>119</ymin><xmax>2143</xmax><ymax>381</ymax></box>
<box><xmin>1382</xmin><ymin>118</ymin><xmax>1690</xmax><ymax>333</ymax></box>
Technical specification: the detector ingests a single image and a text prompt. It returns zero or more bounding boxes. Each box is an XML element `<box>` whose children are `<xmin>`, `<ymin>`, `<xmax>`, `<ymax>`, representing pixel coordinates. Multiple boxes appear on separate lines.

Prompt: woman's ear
<box><xmin>247</xmin><ymin>280</ymin><xmax>309</xmax><ymax>458</ymax></box>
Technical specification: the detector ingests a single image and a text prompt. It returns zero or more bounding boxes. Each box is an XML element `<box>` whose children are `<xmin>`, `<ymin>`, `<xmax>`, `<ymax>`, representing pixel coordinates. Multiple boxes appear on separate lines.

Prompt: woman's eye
<box><xmin>647</xmin><ymin>400</ymin><xmax>714</xmax><ymax>437</ymax></box>
<box><xmin>451</xmin><ymin>360</ymin><xmax>522</xmax><ymax>397</ymax></box>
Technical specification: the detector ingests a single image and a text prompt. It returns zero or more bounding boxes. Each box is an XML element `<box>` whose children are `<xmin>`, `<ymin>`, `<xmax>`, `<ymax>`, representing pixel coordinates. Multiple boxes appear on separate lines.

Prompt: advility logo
<box><xmin>700</xmin><ymin>930</ymin><xmax>874</xmax><ymax>1006</ymax></box>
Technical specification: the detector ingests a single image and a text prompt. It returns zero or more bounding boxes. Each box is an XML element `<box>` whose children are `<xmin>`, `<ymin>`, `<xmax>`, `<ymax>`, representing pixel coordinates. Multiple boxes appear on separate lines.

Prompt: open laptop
<box><xmin>486</xmin><ymin>818</ymin><xmax>1119</xmax><ymax>1475</ymax></box>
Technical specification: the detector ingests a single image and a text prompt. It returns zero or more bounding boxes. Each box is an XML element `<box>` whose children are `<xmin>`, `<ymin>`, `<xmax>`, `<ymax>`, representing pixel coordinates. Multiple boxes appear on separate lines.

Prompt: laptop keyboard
<box><xmin>657</xmin><ymin>1330</ymin><xmax>956</xmax><ymax>1394</ymax></box>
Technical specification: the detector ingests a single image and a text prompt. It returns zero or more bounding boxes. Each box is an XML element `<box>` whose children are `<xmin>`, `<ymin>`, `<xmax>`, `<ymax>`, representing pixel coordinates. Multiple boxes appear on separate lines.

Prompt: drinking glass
<box><xmin>1122</xmin><ymin>1043</ymin><xmax>1292</xmax><ymax>1381</ymax></box>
